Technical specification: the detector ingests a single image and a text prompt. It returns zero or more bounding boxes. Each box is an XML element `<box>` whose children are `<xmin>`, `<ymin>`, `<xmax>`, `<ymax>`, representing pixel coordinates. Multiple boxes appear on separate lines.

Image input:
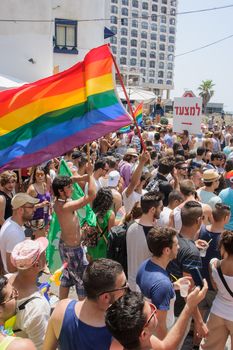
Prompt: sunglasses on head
<box><xmin>143</xmin><ymin>302</ymin><xmax>157</xmax><ymax>328</ymax></box>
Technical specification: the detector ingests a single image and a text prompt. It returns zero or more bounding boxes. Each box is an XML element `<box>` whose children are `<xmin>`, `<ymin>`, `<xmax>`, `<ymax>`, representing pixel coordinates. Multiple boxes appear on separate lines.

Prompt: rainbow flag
<box><xmin>119</xmin><ymin>102</ymin><xmax>143</xmax><ymax>133</ymax></box>
<box><xmin>0</xmin><ymin>45</ymin><xmax>131</xmax><ymax>171</ymax></box>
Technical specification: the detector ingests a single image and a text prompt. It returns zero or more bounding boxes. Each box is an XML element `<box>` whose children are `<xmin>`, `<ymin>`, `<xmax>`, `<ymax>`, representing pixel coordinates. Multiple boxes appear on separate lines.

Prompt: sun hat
<box><xmin>125</xmin><ymin>148</ymin><xmax>138</xmax><ymax>157</ymax></box>
<box><xmin>202</xmin><ymin>169</ymin><xmax>220</xmax><ymax>183</ymax></box>
<box><xmin>11</xmin><ymin>193</ymin><xmax>39</xmax><ymax>210</ymax></box>
<box><xmin>11</xmin><ymin>237</ymin><xmax>48</xmax><ymax>270</ymax></box>
<box><xmin>108</xmin><ymin>171</ymin><xmax>121</xmax><ymax>188</ymax></box>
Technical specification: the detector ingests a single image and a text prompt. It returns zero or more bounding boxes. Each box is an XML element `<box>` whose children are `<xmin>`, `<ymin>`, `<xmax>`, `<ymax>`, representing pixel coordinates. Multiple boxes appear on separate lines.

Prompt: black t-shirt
<box><xmin>0</xmin><ymin>191</ymin><xmax>12</xmax><ymax>222</ymax></box>
<box><xmin>156</xmin><ymin>173</ymin><xmax>173</xmax><ymax>207</ymax></box>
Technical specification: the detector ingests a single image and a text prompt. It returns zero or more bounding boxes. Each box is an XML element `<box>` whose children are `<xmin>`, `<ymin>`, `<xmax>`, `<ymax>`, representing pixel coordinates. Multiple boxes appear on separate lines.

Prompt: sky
<box><xmin>171</xmin><ymin>0</ymin><xmax>233</xmax><ymax>112</ymax></box>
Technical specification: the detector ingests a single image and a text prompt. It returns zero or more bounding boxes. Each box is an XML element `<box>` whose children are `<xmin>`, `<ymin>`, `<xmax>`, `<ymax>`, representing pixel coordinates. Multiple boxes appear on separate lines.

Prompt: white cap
<box><xmin>108</xmin><ymin>171</ymin><xmax>120</xmax><ymax>188</ymax></box>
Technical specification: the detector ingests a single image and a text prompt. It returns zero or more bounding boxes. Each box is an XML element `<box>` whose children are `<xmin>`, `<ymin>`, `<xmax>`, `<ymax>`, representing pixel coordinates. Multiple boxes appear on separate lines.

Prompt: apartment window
<box><xmin>170</xmin><ymin>18</ymin><xmax>176</xmax><ymax>25</ymax></box>
<box><xmin>168</xmin><ymin>54</ymin><xmax>174</xmax><ymax>61</ymax></box>
<box><xmin>166</xmin><ymin>80</ymin><xmax>172</xmax><ymax>85</ymax></box>
<box><xmin>131</xmin><ymin>39</ymin><xmax>137</xmax><ymax>47</ymax></box>
<box><xmin>120</xmin><ymin>57</ymin><xmax>127</xmax><ymax>65</ymax></box>
<box><xmin>149</xmin><ymin>79</ymin><xmax>155</xmax><ymax>84</ymax></box>
<box><xmin>122</xmin><ymin>7</ymin><xmax>128</xmax><ymax>16</ymax></box>
<box><xmin>121</xmin><ymin>47</ymin><xmax>127</xmax><ymax>55</ymax></box>
<box><xmin>110</xmin><ymin>36</ymin><xmax>117</xmax><ymax>44</ymax></box>
<box><xmin>162</xmin><ymin>0</ymin><xmax>167</xmax><ymax>4</ymax></box>
<box><xmin>141</xmin><ymin>21</ymin><xmax>148</xmax><ymax>29</ymax></box>
<box><xmin>158</xmin><ymin>71</ymin><xmax>164</xmax><ymax>78</ymax></box>
<box><xmin>159</xmin><ymin>44</ymin><xmax>165</xmax><ymax>51</ymax></box>
<box><xmin>160</xmin><ymin>25</ymin><xmax>166</xmax><ymax>33</ymax></box>
<box><xmin>151</xmin><ymin>23</ymin><xmax>157</xmax><ymax>31</ymax></box>
<box><xmin>158</xmin><ymin>79</ymin><xmax>164</xmax><ymax>84</ymax></box>
<box><xmin>141</xmin><ymin>31</ymin><xmax>147</xmax><ymax>39</ymax></box>
<box><xmin>131</xmin><ymin>48</ymin><xmax>137</xmax><ymax>56</ymax></box>
<box><xmin>142</xmin><ymin>2</ymin><xmax>148</xmax><ymax>10</ymax></box>
<box><xmin>152</xmin><ymin>0</ymin><xmax>158</xmax><ymax>2</ymax></box>
<box><xmin>169</xmin><ymin>27</ymin><xmax>175</xmax><ymax>34</ymax></box>
<box><xmin>112</xmin><ymin>46</ymin><xmax>117</xmax><ymax>54</ymax></box>
<box><xmin>111</xmin><ymin>0</ymin><xmax>117</xmax><ymax>3</ymax></box>
<box><xmin>131</xmin><ymin>29</ymin><xmax>138</xmax><ymax>37</ymax></box>
<box><xmin>150</xmin><ymin>61</ymin><xmax>155</xmax><ymax>68</ymax></box>
<box><xmin>110</xmin><ymin>26</ymin><xmax>117</xmax><ymax>34</ymax></box>
<box><xmin>130</xmin><ymin>58</ymin><xmax>137</xmax><ymax>66</ymax></box>
<box><xmin>167</xmin><ymin>71</ymin><xmax>173</xmax><ymax>79</ymax></box>
<box><xmin>132</xmin><ymin>0</ymin><xmax>138</xmax><ymax>7</ymax></box>
<box><xmin>159</xmin><ymin>53</ymin><xmax>165</xmax><ymax>60</ymax></box>
<box><xmin>140</xmin><ymin>50</ymin><xmax>147</xmax><ymax>57</ymax></box>
<box><xmin>132</xmin><ymin>19</ymin><xmax>138</xmax><ymax>28</ymax></box>
<box><xmin>140</xmin><ymin>59</ymin><xmax>146</xmax><ymax>67</ymax></box>
<box><xmin>160</xmin><ymin>34</ymin><xmax>166</xmax><ymax>42</ymax></box>
<box><xmin>132</xmin><ymin>10</ymin><xmax>139</xmax><ymax>18</ymax></box>
<box><xmin>54</xmin><ymin>19</ymin><xmax>78</xmax><ymax>54</ymax></box>
<box><xmin>169</xmin><ymin>36</ymin><xmax>175</xmax><ymax>43</ymax></box>
<box><xmin>151</xmin><ymin>14</ymin><xmax>157</xmax><ymax>21</ymax></box>
<box><xmin>161</xmin><ymin>6</ymin><xmax>167</xmax><ymax>14</ymax></box>
<box><xmin>121</xmin><ymin>18</ymin><xmax>128</xmax><ymax>25</ymax></box>
<box><xmin>159</xmin><ymin>62</ymin><xmax>164</xmax><ymax>69</ymax></box>
<box><xmin>170</xmin><ymin>8</ymin><xmax>176</xmax><ymax>15</ymax></box>
<box><xmin>168</xmin><ymin>45</ymin><xmax>174</xmax><ymax>52</ymax></box>
<box><xmin>111</xmin><ymin>5</ymin><xmax>118</xmax><ymax>13</ymax></box>
<box><xmin>140</xmin><ymin>68</ymin><xmax>146</xmax><ymax>76</ymax></box>
<box><xmin>161</xmin><ymin>15</ymin><xmax>166</xmax><ymax>24</ymax></box>
<box><xmin>151</xmin><ymin>33</ymin><xmax>157</xmax><ymax>40</ymax></box>
<box><xmin>167</xmin><ymin>62</ymin><xmax>173</xmax><ymax>70</ymax></box>
<box><xmin>171</xmin><ymin>0</ymin><xmax>176</xmax><ymax>5</ymax></box>
<box><xmin>150</xmin><ymin>51</ymin><xmax>156</xmax><ymax>58</ymax></box>
<box><xmin>121</xmin><ymin>27</ymin><xmax>128</xmax><ymax>35</ymax></box>
<box><xmin>149</xmin><ymin>70</ymin><xmax>155</xmax><ymax>77</ymax></box>
<box><xmin>122</xmin><ymin>0</ymin><xmax>128</xmax><ymax>5</ymax></box>
<box><xmin>121</xmin><ymin>37</ymin><xmax>127</xmax><ymax>45</ymax></box>
<box><xmin>151</xmin><ymin>42</ymin><xmax>156</xmax><ymax>49</ymax></box>
<box><xmin>142</xmin><ymin>11</ymin><xmax>148</xmax><ymax>19</ymax></box>
<box><xmin>152</xmin><ymin>4</ymin><xmax>158</xmax><ymax>11</ymax></box>
<box><xmin>110</xmin><ymin>16</ymin><xmax>117</xmax><ymax>24</ymax></box>
<box><xmin>141</xmin><ymin>40</ymin><xmax>147</xmax><ymax>48</ymax></box>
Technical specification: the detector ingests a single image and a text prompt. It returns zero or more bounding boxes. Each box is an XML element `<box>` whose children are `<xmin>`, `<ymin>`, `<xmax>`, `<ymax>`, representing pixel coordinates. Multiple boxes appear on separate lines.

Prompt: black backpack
<box><xmin>107</xmin><ymin>222</ymin><xmax>130</xmax><ymax>277</ymax></box>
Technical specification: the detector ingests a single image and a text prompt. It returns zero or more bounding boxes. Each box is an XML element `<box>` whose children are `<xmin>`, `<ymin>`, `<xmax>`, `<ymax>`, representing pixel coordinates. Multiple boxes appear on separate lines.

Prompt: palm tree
<box><xmin>198</xmin><ymin>80</ymin><xmax>215</xmax><ymax>114</ymax></box>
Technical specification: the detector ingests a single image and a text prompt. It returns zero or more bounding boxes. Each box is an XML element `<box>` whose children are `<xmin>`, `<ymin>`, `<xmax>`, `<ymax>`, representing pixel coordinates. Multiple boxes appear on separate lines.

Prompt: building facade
<box><xmin>108</xmin><ymin>0</ymin><xmax>178</xmax><ymax>98</ymax></box>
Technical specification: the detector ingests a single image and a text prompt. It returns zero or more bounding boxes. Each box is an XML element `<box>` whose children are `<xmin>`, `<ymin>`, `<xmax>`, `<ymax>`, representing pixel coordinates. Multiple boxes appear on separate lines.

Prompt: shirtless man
<box><xmin>52</xmin><ymin>163</ymin><xmax>96</xmax><ymax>299</ymax></box>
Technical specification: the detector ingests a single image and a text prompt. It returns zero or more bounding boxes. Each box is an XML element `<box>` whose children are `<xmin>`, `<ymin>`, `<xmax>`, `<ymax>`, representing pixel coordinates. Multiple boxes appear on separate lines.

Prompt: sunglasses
<box><xmin>97</xmin><ymin>281</ymin><xmax>129</xmax><ymax>296</ymax></box>
<box><xmin>215</xmin><ymin>203</ymin><xmax>230</xmax><ymax>210</ymax></box>
<box><xmin>0</xmin><ymin>287</ymin><xmax>19</xmax><ymax>305</ymax></box>
<box><xmin>143</xmin><ymin>302</ymin><xmax>157</xmax><ymax>328</ymax></box>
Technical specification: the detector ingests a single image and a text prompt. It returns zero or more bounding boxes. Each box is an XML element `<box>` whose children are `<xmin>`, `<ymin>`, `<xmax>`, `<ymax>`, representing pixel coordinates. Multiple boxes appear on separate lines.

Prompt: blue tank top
<box><xmin>59</xmin><ymin>300</ymin><xmax>112</xmax><ymax>350</ymax></box>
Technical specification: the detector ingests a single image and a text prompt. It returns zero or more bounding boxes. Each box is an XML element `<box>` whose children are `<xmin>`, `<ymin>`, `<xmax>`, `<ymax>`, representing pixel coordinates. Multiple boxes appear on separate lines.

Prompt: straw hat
<box><xmin>202</xmin><ymin>169</ymin><xmax>220</xmax><ymax>183</ymax></box>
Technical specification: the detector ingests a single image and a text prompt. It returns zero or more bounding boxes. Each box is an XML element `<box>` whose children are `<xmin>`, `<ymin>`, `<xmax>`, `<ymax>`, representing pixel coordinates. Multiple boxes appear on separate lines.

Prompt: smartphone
<box><xmin>190</xmin><ymin>267</ymin><xmax>204</xmax><ymax>289</ymax></box>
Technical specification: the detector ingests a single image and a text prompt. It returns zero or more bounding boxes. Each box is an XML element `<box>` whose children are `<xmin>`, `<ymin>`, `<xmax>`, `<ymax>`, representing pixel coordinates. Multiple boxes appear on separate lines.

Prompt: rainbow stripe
<box><xmin>0</xmin><ymin>45</ymin><xmax>131</xmax><ymax>171</ymax></box>
<box><xmin>119</xmin><ymin>102</ymin><xmax>143</xmax><ymax>133</ymax></box>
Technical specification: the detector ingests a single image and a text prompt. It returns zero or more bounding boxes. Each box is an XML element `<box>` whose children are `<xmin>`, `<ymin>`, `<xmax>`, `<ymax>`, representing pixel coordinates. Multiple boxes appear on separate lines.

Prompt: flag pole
<box><xmin>110</xmin><ymin>52</ymin><xmax>146</xmax><ymax>151</ymax></box>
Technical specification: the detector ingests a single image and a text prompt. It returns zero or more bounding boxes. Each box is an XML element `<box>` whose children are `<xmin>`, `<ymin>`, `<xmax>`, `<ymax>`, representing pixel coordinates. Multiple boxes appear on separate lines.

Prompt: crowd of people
<box><xmin>0</xmin><ymin>114</ymin><xmax>233</xmax><ymax>350</ymax></box>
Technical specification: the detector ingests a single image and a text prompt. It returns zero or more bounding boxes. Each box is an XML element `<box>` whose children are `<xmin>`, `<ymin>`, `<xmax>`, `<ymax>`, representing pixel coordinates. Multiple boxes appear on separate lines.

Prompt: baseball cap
<box><xmin>11</xmin><ymin>193</ymin><xmax>39</xmax><ymax>210</ymax></box>
<box><xmin>108</xmin><ymin>171</ymin><xmax>121</xmax><ymax>188</ymax></box>
<box><xmin>11</xmin><ymin>237</ymin><xmax>48</xmax><ymax>270</ymax></box>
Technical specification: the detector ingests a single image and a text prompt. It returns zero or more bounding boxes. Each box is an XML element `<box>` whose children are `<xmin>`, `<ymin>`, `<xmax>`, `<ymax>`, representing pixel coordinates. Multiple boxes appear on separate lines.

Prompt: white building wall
<box><xmin>0</xmin><ymin>0</ymin><xmax>53</xmax><ymax>82</ymax></box>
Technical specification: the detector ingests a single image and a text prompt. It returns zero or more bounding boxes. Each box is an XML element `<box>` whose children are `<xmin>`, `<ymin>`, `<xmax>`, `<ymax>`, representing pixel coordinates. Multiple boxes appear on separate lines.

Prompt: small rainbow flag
<box><xmin>119</xmin><ymin>102</ymin><xmax>143</xmax><ymax>133</ymax></box>
<box><xmin>0</xmin><ymin>45</ymin><xmax>131</xmax><ymax>171</ymax></box>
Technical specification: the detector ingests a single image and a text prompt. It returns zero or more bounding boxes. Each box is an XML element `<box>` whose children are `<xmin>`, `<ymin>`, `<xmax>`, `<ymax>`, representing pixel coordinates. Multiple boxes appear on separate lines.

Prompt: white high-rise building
<box><xmin>107</xmin><ymin>0</ymin><xmax>177</xmax><ymax>98</ymax></box>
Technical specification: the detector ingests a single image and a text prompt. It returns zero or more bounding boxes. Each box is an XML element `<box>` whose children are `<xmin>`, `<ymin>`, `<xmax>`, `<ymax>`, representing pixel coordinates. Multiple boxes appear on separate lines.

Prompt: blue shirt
<box><xmin>136</xmin><ymin>259</ymin><xmax>175</xmax><ymax>310</ymax></box>
<box><xmin>59</xmin><ymin>300</ymin><xmax>112</xmax><ymax>350</ymax></box>
<box><xmin>219</xmin><ymin>187</ymin><xmax>233</xmax><ymax>230</ymax></box>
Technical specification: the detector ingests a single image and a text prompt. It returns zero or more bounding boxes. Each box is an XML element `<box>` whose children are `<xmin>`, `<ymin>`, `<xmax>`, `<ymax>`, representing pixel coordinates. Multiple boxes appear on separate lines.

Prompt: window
<box><xmin>54</xmin><ymin>19</ymin><xmax>78</xmax><ymax>54</ymax></box>
<box><xmin>111</xmin><ymin>0</ymin><xmax>117</xmax><ymax>3</ymax></box>
<box><xmin>151</xmin><ymin>23</ymin><xmax>157</xmax><ymax>31</ymax></box>
<box><xmin>120</xmin><ymin>57</ymin><xmax>127</xmax><ymax>65</ymax></box>
<box><xmin>142</xmin><ymin>2</ymin><xmax>148</xmax><ymax>10</ymax></box>
<box><xmin>162</xmin><ymin>0</ymin><xmax>167</xmax><ymax>3</ymax></box>
<box><xmin>132</xmin><ymin>0</ymin><xmax>138</xmax><ymax>7</ymax></box>
<box><xmin>111</xmin><ymin>5</ymin><xmax>118</xmax><ymax>13</ymax></box>
<box><xmin>158</xmin><ymin>71</ymin><xmax>164</xmax><ymax>78</ymax></box>
<box><xmin>132</xmin><ymin>19</ymin><xmax>138</xmax><ymax>28</ymax></box>
<box><xmin>121</xmin><ymin>47</ymin><xmax>127</xmax><ymax>55</ymax></box>
<box><xmin>169</xmin><ymin>27</ymin><xmax>175</xmax><ymax>34</ymax></box>
<box><xmin>159</xmin><ymin>61</ymin><xmax>164</xmax><ymax>69</ymax></box>
<box><xmin>160</xmin><ymin>25</ymin><xmax>166</xmax><ymax>33</ymax></box>
<box><xmin>171</xmin><ymin>0</ymin><xmax>176</xmax><ymax>5</ymax></box>
<box><xmin>110</xmin><ymin>26</ymin><xmax>117</xmax><ymax>34</ymax></box>
<box><xmin>121</xmin><ymin>28</ymin><xmax>128</xmax><ymax>36</ymax></box>
<box><xmin>151</xmin><ymin>33</ymin><xmax>157</xmax><ymax>40</ymax></box>
<box><xmin>149</xmin><ymin>79</ymin><xmax>155</xmax><ymax>84</ymax></box>
<box><xmin>112</xmin><ymin>46</ymin><xmax>117</xmax><ymax>54</ymax></box>
<box><xmin>167</xmin><ymin>62</ymin><xmax>173</xmax><ymax>70</ymax></box>
<box><xmin>168</xmin><ymin>54</ymin><xmax>174</xmax><ymax>61</ymax></box>
<box><xmin>152</xmin><ymin>4</ymin><xmax>158</xmax><ymax>11</ymax></box>
<box><xmin>169</xmin><ymin>36</ymin><xmax>175</xmax><ymax>43</ymax></box>
<box><xmin>131</xmin><ymin>39</ymin><xmax>137</xmax><ymax>47</ymax></box>
<box><xmin>151</xmin><ymin>14</ymin><xmax>157</xmax><ymax>21</ymax></box>
<box><xmin>131</xmin><ymin>29</ymin><xmax>138</xmax><ymax>37</ymax></box>
<box><xmin>121</xmin><ymin>18</ymin><xmax>128</xmax><ymax>25</ymax></box>
<box><xmin>160</xmin><ymin>34</ymin><xmax>166</xmax><ymax>42</ymax></box>
<box><xmin>141</xmin><ymin>31</ymin><xmax>147</xmax><ymax>39</ymax></box>
<box><xmin>110</xmin><ymin>16</ymin><xmax>117</xmax><ymax>24</ymax></box>
<box><xmin>140</xmin><ymin>59</ymin><xmax>146</xmax><ymax>67</ymax></box>
<box><xmin>149</xmin><ymin>70</ymin><xmax>155</xmax><ymax>77</ymax></box>
<box><xmin>150</xmin><ymin>51</ymin><xmax>156</xmax><ymax>58</ymax></box>
<box><xmin>141</xmin><ymin>40</ymin><xmax>147</xmax><ymax>48</ymax></box>
<box><xmin>140</xmin><ymin>50</ymin><xmax>147</xmax><ymax>57</ymax></box>
<box><xmin>161</xmin><ymin>6</ymin><xmax>167</xmax><ymax>14</ymax></box>
<box><xmin>158</xmin><ymin>79</ymin><xmax>164</xmax><ymax>84</ymax></box>
<box><xmin>151</xmin><ymin>42</ymin><xmax>156</xmax><ymax>49</ymax></box>
<box><xmin>110</xmin><ymin>36</ymin><xmax>117</xmax><ymax>44</ymax></box>
<box><xmin>122</xmin><ymin>0</ymin><xmax>128</xmax><ymax>5</ymax></box>
<box><xmin>159</xmin><ymin>53</ymin><xmax>165</xmax><ymax>60</ymax></box>
<box><xmin>170</xmin><ymin>8</ymin><xmax>176</xmax><ymax>15</ymax></box>
<box><xmin>168</xmin><ymin>45</ymin><xmax>174</xmax><ymax>52</ymax></box>
<box><xmin>131</xmin><ymin>48</ymin><xmax>137</xmax><ymax>56</ymax></box>
<box><xmin>121</xmin><ymin>37</ymin><xmax>127</xmax><ymax>45</ymax></box>
<box><xmin>142</xmin><ymin>11</ymin><xmax>148</xmax><ymax>19</ymax></box>
<box><xmin>161</xmin><ymin>15</ymin><xmax>166</xmax><ymax>24</ymax></box>
<box><xmin>166</xmin><ymin>80</ymin><xmax>172</xmax><ymax>85</ymax></box>
<box><xmin>141</xmin><ymin>21</ymin><xmax>148</xmax><ymax>29</ymax></box>
<box><xmin>122</xmin><ymin>8</ymin><xmax>128</xmax><ymax>16</ymax></box>
<box><xmin>140</xmin><ymin>68</ymin><xmax>146</xmax><ymax>76</ymax></box>
<box><xmin>170</xmin><ymin>18</ymin><xmax>176</xmax><ymax>25</ymax></box>
<box><xmin>150</xmin><ymin>61</ymin><xmax>155</xmax><ymax>68</ymax></box>
<box><xmin>167</xmin><ymin>71</ymin><xmax>173</xmax><ymax>79</ymax></box>
<box><xmin>132</xmin><ymin>10</ymin><xmax>139</xmax><ymax>18</ymax></box>
<box><xmin>159</xmin><ymin>44</ymin><xmax>165</xmax><ymax>51</ymax></box>
<box><xmin>130</xmin><ymin>58</ymin><xmax>137</xmax><ymax>66</ymax></box>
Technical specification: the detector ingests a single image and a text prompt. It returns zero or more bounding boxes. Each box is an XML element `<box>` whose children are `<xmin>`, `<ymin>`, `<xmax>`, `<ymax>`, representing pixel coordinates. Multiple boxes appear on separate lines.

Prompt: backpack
<box><xmin>107</xmin><ymin>222</ymin><xmax>130</xmax><ymax>277</ymax></box>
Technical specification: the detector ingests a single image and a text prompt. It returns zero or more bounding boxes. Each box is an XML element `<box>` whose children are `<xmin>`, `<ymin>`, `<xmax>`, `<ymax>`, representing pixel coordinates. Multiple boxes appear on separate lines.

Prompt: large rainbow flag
<box><xmin>0</xmin><ymin>45</ymin><xmax>131</xmax><ymax>171</ymax></box>
<box><xmin>119</xmin><ymin>102</ymin><xmax>143</xmax><ymax>133</ymax></box>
